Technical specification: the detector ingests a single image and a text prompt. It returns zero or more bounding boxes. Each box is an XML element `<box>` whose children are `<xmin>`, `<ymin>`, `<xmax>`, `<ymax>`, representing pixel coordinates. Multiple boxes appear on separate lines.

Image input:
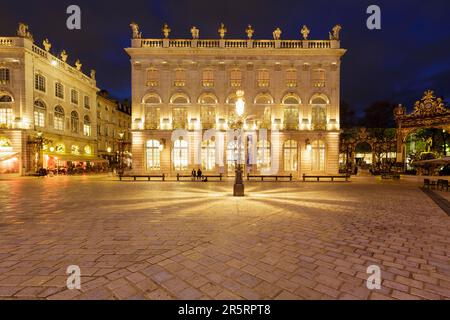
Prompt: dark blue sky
<box><xmin>1</xmin><ymin>0</ymin><xmax>449</xmax><ymax>114</ymax></box>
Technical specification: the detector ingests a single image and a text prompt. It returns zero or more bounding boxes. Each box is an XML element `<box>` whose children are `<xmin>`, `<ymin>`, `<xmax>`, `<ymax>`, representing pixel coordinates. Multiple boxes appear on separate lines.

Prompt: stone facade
<box><xmin>126</xmin><ymin>24</ymin><xmax>346</xmax><ymax>177</ymax></box>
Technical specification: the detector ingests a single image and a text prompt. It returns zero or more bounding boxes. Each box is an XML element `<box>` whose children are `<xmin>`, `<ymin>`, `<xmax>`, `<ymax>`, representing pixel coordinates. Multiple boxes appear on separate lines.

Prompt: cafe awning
<box><xmin>0</xmin><ymin>152</ymin><xmax>19</xmax><ymax>162</ymax></box>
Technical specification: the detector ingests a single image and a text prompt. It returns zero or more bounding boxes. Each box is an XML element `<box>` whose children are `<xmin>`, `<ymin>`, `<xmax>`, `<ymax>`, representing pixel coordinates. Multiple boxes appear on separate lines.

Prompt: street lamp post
<box><xmin>233</xmin><ymin>90</ymin><xmax>245</xmax><ymax>197</ymax></box>
<box><xmin>118</xmin><ymin>132</ymin><xmax>125</xmax><ymax>175</ymax></box>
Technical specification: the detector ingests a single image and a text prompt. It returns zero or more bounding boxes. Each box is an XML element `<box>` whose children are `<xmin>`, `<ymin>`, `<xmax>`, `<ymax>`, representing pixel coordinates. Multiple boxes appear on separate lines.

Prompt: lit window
<box><xmin>147</xmin><ymin>68</ymin><xmax>159</xmax><ymax>87</ymax></box>
<box><xmin>311</xmin><ymin>97</ymin><xmax>328</xmax><ymax>130</ymax></box>
<box><xmin>199</xmin><ymin>95</ymin><xmax>217</xmax><ymax>130</ymax></box>
<box><xmin>230</xmin><ymin>69</ymin><xmax>242</xmax><ymax>87</ymax></box>
<box><xmin>33</xmin><ymin>100</ymin><xmax>46</xmax><ymax>127</ymax></box>
<box><xmin>283</xmin><ymin>95</ymin><xmax>300</xmax><ymax>130</ymax></box>
<box><xmin>71</xmin><ymin>111</ymin><xmax>79</xmax><ymax>133</ymax></box>
<box><xmin>201</xmin><ymin>140</ymin><xmax>215</xmax><ymax>170</ymax></box>
<box><xmin>0</xmin><ymin>68</ymin><xmax>10</xmax><ymax>85</ymax></box>
<box><xmin>257</xmin><ymin>69</ymin><xmax>270</xmax><ymax>87</ymax></box>
<box><xmin>54</xmin><ymin>106</ymin><xmax>65</xmax><ymax>131</ymax></box>
<box><xmin>311</xmin><ymin>140</ymin><xmax>326</xmax><ymax>172</ymax></box>
<box><xmin>173</xmin><ymin>139</ymin><xmax>188</xmax><ymax>171</ymax></box>
<box><xmin>55</xmin><ymin>82</ymin><xmax>64</xmax><ymax>99</ymax></box>
<box><xmin>0</xmin><ymin>94</ymin><xmax>13</xmax><ymax>127</ymax></box>
<box><xmin>83</xmin><ymin>115</ymin><xmax>91</xmax><ymax>136</ymax></box>
<box><xmin>71</xmin><ymin>89</ymin><xmax>79</xmax><ymax>105</ymax></box>
<box><xmin>146</xmin><ymin>140</ymin><xmax>161</xmax><ymax>171</ymax></box>
<box><xmin>285</xmin><ymin>69</ymin><xmax>297</xmax><ymax>87</ymax></box>
<box><xmin>312</xmin><ymin>69</ymin><xmax>326</xmax><ymax>87</ymax></box>
<box><xmin>84</xmin><ymin>145</ymin><xmax>91</xmax><ymax>155</ymax></box>
<box><xmin>145</xmin><ymin>107</ymin><xmax>160</xmax><ymax>130</ymax></box>
<box><xmin>35</xmin><ymin>74</ymin><xmax>46</xmax><ymax>92</ymax></box>
<box><xmin>202</xmin><ymin>69</ymin><xmax>214</xmax><ymax>87</ymax></box>
<box><xmin>174</xmin><ymin>69</ymin><xmax>186</xmax><ymax>87</ymax></box>
<box><xmin>284</xmin><ymin>140</ymin><xmax>298</xmax><ymax>171</ymax></box>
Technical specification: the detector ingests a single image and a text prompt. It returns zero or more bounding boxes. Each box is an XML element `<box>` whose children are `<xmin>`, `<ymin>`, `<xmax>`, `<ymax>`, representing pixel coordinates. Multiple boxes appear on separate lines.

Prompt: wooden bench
<box><xmin>247</xmin><ymin>174</ymin><xmax>293</xmax><ymax>181</ymax></box>
<box><xmin>119</xmin><ymin>174</ymin><xmax>165</xmax><ymax>181</ymax></box>
<box><xmin>302</xmin><ymin>174</ymin><xmax>350</xmax><ymax>182</ymax></box>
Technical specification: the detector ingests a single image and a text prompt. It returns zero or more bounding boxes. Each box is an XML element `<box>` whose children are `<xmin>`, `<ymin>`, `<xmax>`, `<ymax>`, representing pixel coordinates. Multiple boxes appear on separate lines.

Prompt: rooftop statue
<box><xmin>245</xmin><ymin>25</ymin><xmax>254</xmax><ymax>39</ymax></box>
<box><xmin>218</xmin><ymin>23</ymin><xmax>227</xmax><ymax>39</ymax></box>
<box><xmin>17</xmin><ymin>23</ymin><xmax>33</xmax><ymax>41</ymax></box>
<box><xmin>190</xmin><ymin>26</ymin><xmax>199</xmax><ymax>39</ymax></box>
<box><xmin>90</xmin><ymin>69</ymin><xmax>96</xmax><ymax>80</ymax></box>
<box><xmin>329</xmin><ymin>24</ymin><xmax>342</xmax><ymax>41</ymax></box>
<box><xmin>130</xmin><ymin>22</ymin><xmax>142</xmax><ymax>39</ymax></box>
<box><xmin>272</xmin><ymin>27</ymin><xmax>282</xmax><ymax>40</ymax></box>
<box><xmin>162</xmin><ymin>23</ymin><xmax>171</xmax><ymax>38</ymax></box>
<box><xmin>301</xmin><ymin>25</ymin><xmax>310</xmax><ymax>40</ymax></box>
<box><xmin>43</xmin><ymin>38</ymin><xmax>51</xmax><ymax>52</ymax></box>
<box><xmin>60</xmin><ymin>50</ymin><xmax>68</xmax><ymax>62</ymax></box>
<box><xmin>75</xmin><ymin>59</ymin><xmax>82</xmax><ymax>71</ymax></box>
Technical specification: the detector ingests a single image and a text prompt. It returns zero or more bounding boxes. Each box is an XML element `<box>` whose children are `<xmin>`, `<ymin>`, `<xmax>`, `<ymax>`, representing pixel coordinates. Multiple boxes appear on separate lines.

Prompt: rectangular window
<box><xmin>285</xmin><ymin>69</ymin><xmax>297</xmax><ymax>87</ymax></box>
<box><xmin>0</xmin><ymin>68</ymin><xmax>10</xmax><ymax>85</ymax></box>
<box><xmin>257</xmin><ymin>69</ymin><xmax>270</xmax><ymax>87</ymax></box>
<box><xmin>202</xmin><ymin>69</ymin><xmax>214</xmax><ymax>87</ymax></box>
<box><xmin>84</xmin><ymin>96</ymin><xmax>90</xmax><ymax>109</ymax></box>
<box><xmin>312</xmin><ymin>69</ymin><xmax>326</xmax><ymax>88</ymax></box>
<box><xmin>147</xmin><ymin>68</ymin><xmax>159</xmax><ymax>87</ymax></box>
<box><xmin>174</xmin><ymin>69</ymin><xmax>186</xmax><ymax>87</ymax></box>
<box><xmin>54</xmin><ymin>116</ymin><xmax>64</xmax><ymax>131</ymax></box>
<box><xmin>35</xmin><ymin>74</ymin><xmax>46</xmax><ymax>92</ymax></box>
<box><xmin>55</xmin><ymin>82</ymin><xmax>64</xmax><ymax>99</ymax></box>
<box><xmin>83</xmin><ymin>124</ymin><xmax>91</xmax><ymax>136</ymax></box>
<box><xmin>0</xmin><ymin>108</ymin><xmax>13</xmax><ymax>127</ymax></box>
<box><xmin>71</xmin><ymin>89</ymin><xmax>79</xmax><ymax>104</ymax></box>
<box><xmin>230</xmin><ymin>69</ymin><xmax>242</xmax><ymax>87</ymax></box>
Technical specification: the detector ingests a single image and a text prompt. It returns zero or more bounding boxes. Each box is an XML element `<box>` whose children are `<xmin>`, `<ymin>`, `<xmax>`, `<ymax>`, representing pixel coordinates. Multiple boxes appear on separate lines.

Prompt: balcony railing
<box><xmin>137</xmin><ymin>39</ymin><xmax>339</xmax><ymax>49</ymax></box>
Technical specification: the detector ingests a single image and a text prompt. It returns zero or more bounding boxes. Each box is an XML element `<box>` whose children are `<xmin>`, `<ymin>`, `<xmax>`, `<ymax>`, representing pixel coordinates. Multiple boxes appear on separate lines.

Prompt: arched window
<box><xmin>257</xmin><ymin>140</ymin><xmax>271</xmax><ymax>170</ymax></box>
<box><xmin>146</xmin><ymin>140</ymin><xmax>161</xmax><ymax>171</ymax></box>
<box><xmin>201</xmin><ymin>140</ymin><xmax>215</xmax><ymax>170</ymax></box>
<box><xmin>34</xmin><ymin>100</ymin><xmax>46</xmax><ymax>127</ymax></box>
<box><xmin>71</xmin><ymin>111</ymin><xmax>79</xmax><ymax>133</ymax></box>
<box><xmin>173</xmin><ymin>138</ymin><xmax>188</xmax><ymax>171</ymax></box>
<box><xmin>0</xmin><ymin>68</ymin><xmax>10</xmax><ymax>85</ymax></box>
<box><xmin>171</xmin><ymin>94</ymin><xmax>189</xmax><ymax>129</ymax></box>
<box><xmin>54</xmin><ymin>106</ymin><xmax>65</xmax><ymax>131</ymax></box>
<box><xmin>311</xmin><ymin>140</ymin><xmax>326</xmax><ymax>172</ymax></box>
<box><xmin>283</xmin><ymin>94</ymin><xmax>300</xmax><ymax>130</ymax></box>
<box><xmin>0</xmin><ymin>93</ymin><xmax>13</xmax><ymax>127</ymax></box>
<box><xmin>143</xmin><ymin>93</ymin><xmax>162</xmax><ymax>130</ymax></box>
<box><xmin>311</xmin><ymin>95</ymin><xmax>328</xmax><ymax>130</ymax></box>
<box><xmin>227</xmin><ymin>140</ymin><xmax>245</xmax><ymax>174</ymax></box>
<box><xmin>254</xmin><ymin>94</ymin><xmax>273</xmax><ymax>129</ymax></box>
<box><xmin>199</xmin><ymin>93</ymin><xmax>217</xmax><ymax>129</ymax></box>
<box><xmin>284</xmin><ymin>140</ymin><xmax>298</xmax><ymax>171</ymax></box>
<box><xmin>83</xmin><ymin>115</ymin><xmax>91</xmax><ymax>136</ymax></box>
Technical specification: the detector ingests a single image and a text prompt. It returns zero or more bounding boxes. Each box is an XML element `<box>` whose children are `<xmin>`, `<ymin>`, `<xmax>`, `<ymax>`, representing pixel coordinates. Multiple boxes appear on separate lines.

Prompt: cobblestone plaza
<box><xmin>0</xmin><ymin>176</ymin><xmax>448</xmax><ymax>300</ymax></box>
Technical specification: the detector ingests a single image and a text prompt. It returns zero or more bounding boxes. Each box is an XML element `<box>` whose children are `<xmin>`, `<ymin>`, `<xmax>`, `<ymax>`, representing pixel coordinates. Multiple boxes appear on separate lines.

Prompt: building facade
<box><xmin>126</xmin><ymin>23</ymin><xmax>346</xmax><ymax>177</ymax></box>
<box><xmin>96</xmin><ymin>90</ymin><xmax>132</xmax><ymax>166</ymax></box>
<box><xmin>0</xmin><ymin>23</ymin><xmax>107</xmax><ymax>175</ymax></box>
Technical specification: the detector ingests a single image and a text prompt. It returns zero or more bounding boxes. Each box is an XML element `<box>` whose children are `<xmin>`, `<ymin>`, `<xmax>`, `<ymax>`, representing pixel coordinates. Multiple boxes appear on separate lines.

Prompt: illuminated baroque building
<box><xmin>0</xmin><ymin>23</ymin><xmax>131</xmax><ymax>175</ymax></box>
<box><xmin>126</xmin><ymin>23</ymin><xmax>346</xmax><ymax>177</ymax></box>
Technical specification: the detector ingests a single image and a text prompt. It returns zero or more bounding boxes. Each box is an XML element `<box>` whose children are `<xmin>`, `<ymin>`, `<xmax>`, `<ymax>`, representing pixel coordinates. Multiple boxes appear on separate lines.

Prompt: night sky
<box><xmin>1</xmin><ymin>0</ymin><xmax>449</xmax><ymax>115</ymax></box>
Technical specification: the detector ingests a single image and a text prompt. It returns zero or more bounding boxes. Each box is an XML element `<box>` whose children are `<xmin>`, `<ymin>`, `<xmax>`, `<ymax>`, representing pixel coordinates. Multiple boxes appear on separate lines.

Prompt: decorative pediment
<box><xmin>412</xmin><ymin>90</ymin><xmax>448</xmax><ymax>117</ymax></box>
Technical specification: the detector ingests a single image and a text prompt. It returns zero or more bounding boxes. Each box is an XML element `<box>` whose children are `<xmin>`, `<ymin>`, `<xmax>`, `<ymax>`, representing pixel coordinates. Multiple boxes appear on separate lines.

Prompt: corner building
<box><xmin>126</xmin><ymin>24</ymin><xmax>346</xmax><ymax>177</ymax></box>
